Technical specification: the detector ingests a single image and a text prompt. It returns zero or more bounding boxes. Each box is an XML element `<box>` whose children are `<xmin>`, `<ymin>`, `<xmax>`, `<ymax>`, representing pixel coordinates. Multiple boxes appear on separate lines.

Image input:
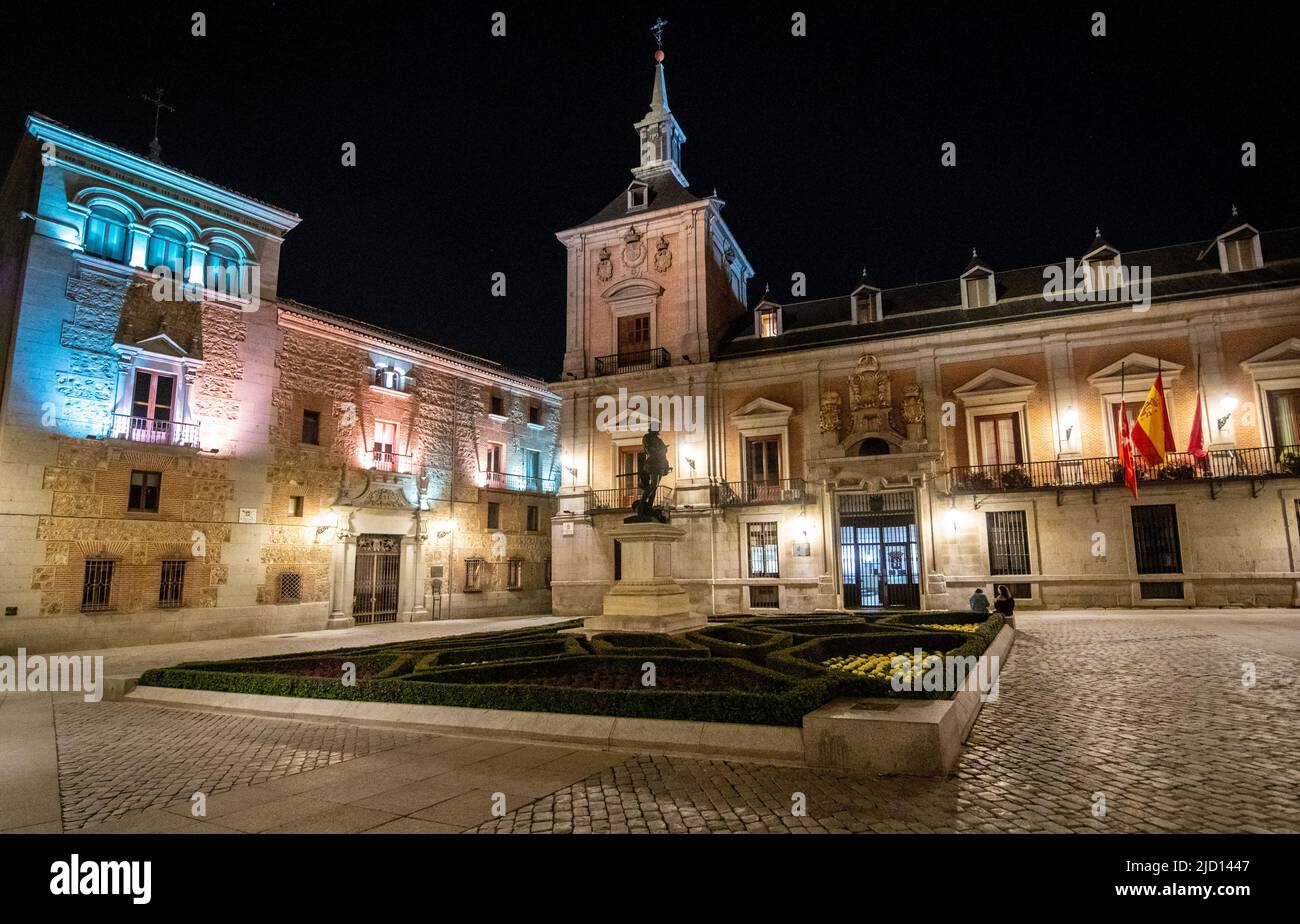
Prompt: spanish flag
<box><xmin>1131</xmin><ymin>372</ymin><xmax>1177</xmax><ymax>466</ymax></box>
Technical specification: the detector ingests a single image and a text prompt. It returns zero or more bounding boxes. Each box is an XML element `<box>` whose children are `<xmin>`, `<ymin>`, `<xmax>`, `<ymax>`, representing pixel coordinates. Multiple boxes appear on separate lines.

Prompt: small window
<box><xmin>486</xmin><ymin>501</ymin><xmax>500</xmax><ymax>530</ymax></box>
<box><xmin>528</xmin><ymin>403</ymin><xmax>541</xmax><ymax>425</ymax></box>
<box><xmin>489</xmin><ymin>394</ymin><xmax>506</xmax><ymax>417</ymax></box>
<box><xmin>83</xmin><ymin>206</ymin><xmax>129</xmax><ymax>263</ymax></box>
<box><xmin>1132</xmin><ymin>504</ymin><xmax>1183</xmax><ymax>575</ymax></box>
<box><xmin>159</xmin><ymin>560</ymin><xmax>186</xmax><ymax>608</ymax></box>
<box><xmin>507</xmin><ymin>559</ymin><xmax>523</xmax><ymax>589</ymax></box>
<box><xmin>145</xmin><ymin>225</ymin><xmax>188</xmax><ymax>277</ymax></box>
<box><xmin>987</xmin><ymin>510</ymin><xmax>1031</xmax><ymax>578</ymax></box>
<box><xmin>81</xmin><ymin>559</ymin><xmax>114</xmax><ymax>612</ymax></box>
<box><xmin>465</xmin><ymin>558</ymin><xmax>485</xmax><ymax>592</ymax></box>
<box><xmin>627</xmin><ymin>182</ymin><xmax>649</xmax><ymax>210</ymax></box>
<box><xmin>288</xmin><ymin>496</ymin><xmax>304</xmax><ymax>517</ymax></box>
<box><xmin>278</xmin><ymin>572</ymin><xmax>302</xmax><ymax>603</ymax></box>
<box><xmin>758</xmin><ymin>309</ymin><xmax>780</xmax><ymax>338</ymax></box>
<box><xmin>129</xmin><ymin>470</ymin><xmax>162</xmax><ymax>513</ymax></box>
<box><xmin>544</xmin><ymin>557</ymin><xmax>552</xmax><ymax>587</ymax></box>
<box><xmin>526</xmin><ymin>505</ymin><xmax>539</xmax><ymax>531</ymax></box>
<box><xmin>301</xmin><ymin>410</ymin><xmax>321</xmax><ymax>445</ymax></box>
<box><xmin>204</xmin><ymin>243</ymin><xmax>243</xmax><ymax>296</ymax></box>
<box><xmin>964</xmin><ymin>275</ymin><xmax>992</xmax><ymax>308</ymax></box>
<box><xmin>374</xmin><ymin>366</ymin><xmax>402</xmax><ymax>390</ymax></box>
<box><xmin>749</xmin><ymin>586</ymin><xmax>779</xmax><ymax>608</ymax></box>
<box><xmin>1223</xmin><ymin>233</ymin><xmax>1258</xmax><ymax>272</ymax></box>
<box><xmin>747</xmin><ymin>521</ymin><xmax>779</xmax><ymax>578</ymax></box>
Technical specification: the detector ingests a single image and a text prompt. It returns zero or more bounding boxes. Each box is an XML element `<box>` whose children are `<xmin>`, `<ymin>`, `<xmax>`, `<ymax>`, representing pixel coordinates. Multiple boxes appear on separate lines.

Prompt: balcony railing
<box><xmin>712</xmin><ymin>478</ymin><xmax>808</xmax><ymax>506</ymax></box>
<box><xmin>594</xmin><ymin>347</ymin><xmax>671</xmax><ymax>377</ymax></box>
<box><xmin>105</xmin><ymin>414</ymin><xmax>200</xmax><ymax>447</ymax></box>
<box><xmin>949</xmin><ymin>445</ymin><xmax>1300</xmax><ymax>494</ymax></box>
<box><xmin>370</xmin><ymin>450</ymin><xmax>412</xmax><ymax>473</ymax></box>
<box><xmin>587</xmin><ymin>473</ymin><xmax>674</xmax><ymax>512</ymax></box>
<box><xmin>481</xmin><ymin>471</ymin><xmax>558</xmax><ymax>494</ymax></box>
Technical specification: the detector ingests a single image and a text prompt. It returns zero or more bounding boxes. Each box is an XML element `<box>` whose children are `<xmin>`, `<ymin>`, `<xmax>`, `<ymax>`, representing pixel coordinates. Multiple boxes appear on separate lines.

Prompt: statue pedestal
<box><xmin>582</xmin><ymin>522</ymin><xmax>704</xmax><ymax>634</ymax></box>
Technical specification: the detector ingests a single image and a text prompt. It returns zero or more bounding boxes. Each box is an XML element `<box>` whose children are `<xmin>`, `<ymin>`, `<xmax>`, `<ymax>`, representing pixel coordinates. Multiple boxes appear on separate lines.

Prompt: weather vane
<box><xmin>651</xmin><ymin>17</ymin><xmax>668</xmax><ymax>48</ymax></box>
<box><xmin>142</xmin><ymin>88</ymin><xmax>175</xmax><ymax>163</ymax></box>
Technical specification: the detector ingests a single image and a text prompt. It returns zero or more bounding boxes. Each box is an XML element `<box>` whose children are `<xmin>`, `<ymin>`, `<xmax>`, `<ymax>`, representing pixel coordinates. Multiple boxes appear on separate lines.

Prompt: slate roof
<box><xmin>572</xmin><ymin>172</ymin><xmax>703</xmax><ymax>229</ymax></box>
<box><xmin>717</xmin><ymin>227</ymin><xmax>1300</xmax><ymax>360</ymax></box>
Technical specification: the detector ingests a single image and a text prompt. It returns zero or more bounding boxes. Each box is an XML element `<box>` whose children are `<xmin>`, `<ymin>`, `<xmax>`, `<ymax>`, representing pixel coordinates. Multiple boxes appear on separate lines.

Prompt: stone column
<box><xmin>326</xmin><ymin>531</ymin><xmax>356</xmax><ymax>629</ymax></box>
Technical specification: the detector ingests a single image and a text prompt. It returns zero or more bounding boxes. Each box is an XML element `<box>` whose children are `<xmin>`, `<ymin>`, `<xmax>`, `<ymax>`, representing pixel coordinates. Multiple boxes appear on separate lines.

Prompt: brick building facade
<box><xmin>0</xmin><ymin>115</ymin><xmax>559</xmax><ymax>655</ymax></box>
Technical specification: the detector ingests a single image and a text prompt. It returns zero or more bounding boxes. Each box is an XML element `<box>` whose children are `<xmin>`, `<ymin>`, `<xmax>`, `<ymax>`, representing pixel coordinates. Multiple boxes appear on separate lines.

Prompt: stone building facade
<box><xmin>0</xmin><ymin>115</ymin><xmax>559</xmax><ymax>654</ymax></box>
<box><xmin>550</xmin><ymin>56</ymin><xmax>1300</xmax><ymax>618</ymax></box>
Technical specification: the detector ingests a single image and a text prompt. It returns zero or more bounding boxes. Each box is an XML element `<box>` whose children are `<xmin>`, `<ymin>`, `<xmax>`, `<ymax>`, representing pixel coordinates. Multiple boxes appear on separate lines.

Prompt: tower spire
<box><xmin>633</xmin><ymin>17</ymin><xmax>687</xmax><ymax>185</ymax></box>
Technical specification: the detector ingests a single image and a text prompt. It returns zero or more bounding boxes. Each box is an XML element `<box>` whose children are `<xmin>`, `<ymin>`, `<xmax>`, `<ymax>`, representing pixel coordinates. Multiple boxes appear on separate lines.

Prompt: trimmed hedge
<box><xmin>138</xmin><ymin>611</ymin><xmax>1009</xmax><ymax>725</ymax></box>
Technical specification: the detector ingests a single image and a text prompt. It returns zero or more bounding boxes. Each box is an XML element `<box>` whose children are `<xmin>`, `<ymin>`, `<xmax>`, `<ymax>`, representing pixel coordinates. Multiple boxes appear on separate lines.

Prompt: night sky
<box><xmin>2</xmin><ymin>2</ymin><xmax>1297</xmax><ymax>380</ymax></box>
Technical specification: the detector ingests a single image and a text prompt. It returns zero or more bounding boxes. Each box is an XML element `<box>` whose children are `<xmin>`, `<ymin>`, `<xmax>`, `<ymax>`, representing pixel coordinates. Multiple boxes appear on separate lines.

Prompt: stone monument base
<box><xmin>580</xmin><ymin>521</ymin><xmax>707</xmax><ymax>635</ymax></box>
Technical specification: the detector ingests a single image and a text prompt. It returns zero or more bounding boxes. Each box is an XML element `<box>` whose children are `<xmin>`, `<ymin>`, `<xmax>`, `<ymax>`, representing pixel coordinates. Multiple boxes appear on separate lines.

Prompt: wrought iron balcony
<box><xmin>587</xmin><ymin>473</ymin><xmax>673</xmax><ymax>512</ymax></box>
<box><xmin>105</xmin><ymin>413</ymin><xmax>200</xmax><ymax>447</ymax></box>
<box><xmin>949</xmin><ymin>446</ymin><xmax>1300</xmax><ymax>497</ymax></box>
<box><xmin>712</xmin><ymin>478</ymin><xmax>808</xmax><ymax>507</ymax></box>
<box><xmin>594</xmin><ymin>347</ymin><xmax>671</xmax><ymax>376</ymax></box>
<box><xmin>481</xmin><ymin>471</ymin><xmax>558</xmax><ymax>494</ymax></box>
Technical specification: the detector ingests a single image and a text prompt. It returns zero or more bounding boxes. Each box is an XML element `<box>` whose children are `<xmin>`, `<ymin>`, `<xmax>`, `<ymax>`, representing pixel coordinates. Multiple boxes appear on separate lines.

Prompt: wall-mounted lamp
<box><xmin>434</xmin><ymin>519</ymin><xmax>456</xmax><ymax>539</ymax></box>
<box><xmin>685</xmin><ymin>457</ymin><xmax>696</xmax><ymax>475</ymax></box>
<box><xmin>314</xmin><ymin>525</ymin><xmax>332</xmax><ymax>540</ymax></box>
<box><xmin>1216</xmin><ymin>395</ymin><xmax>1239</xmax><ymax>432</ymax></box>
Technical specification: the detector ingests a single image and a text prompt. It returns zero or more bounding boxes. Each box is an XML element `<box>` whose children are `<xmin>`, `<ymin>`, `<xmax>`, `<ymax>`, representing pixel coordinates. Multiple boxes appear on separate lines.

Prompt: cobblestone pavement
<box><xmin>54</xmin><ymin>703</ymin><xmax>426</xmax><ymax>829</ymax></box>
<box><xmin>29</xmin><ymin>610</ymin><xmax>1300</xmax><ymax>834</ymax></box>
<box><xmin>471</xmin><ymin>613</ymin><xmax>1300</xmax><ymax>833</ymax></box>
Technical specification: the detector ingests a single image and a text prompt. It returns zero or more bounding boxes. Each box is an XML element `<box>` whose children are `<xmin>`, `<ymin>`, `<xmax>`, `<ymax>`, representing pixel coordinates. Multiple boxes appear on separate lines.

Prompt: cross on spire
<box><xmin>651</xmin><ymin>17</ymin><xmax>668</xmax><ymax>47</ymax></box>
<box><xmin>142</xmin><ymin>88</ymin><xmax>175</xmax><ymax>163</ymax></box>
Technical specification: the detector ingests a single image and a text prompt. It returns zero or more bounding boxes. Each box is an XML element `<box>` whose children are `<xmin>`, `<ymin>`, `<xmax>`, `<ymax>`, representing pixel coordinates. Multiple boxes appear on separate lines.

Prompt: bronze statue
<box><xmin>626</xmin><ymin>427</ymin><xmax>671</xmax><ymax>523</ymax></box>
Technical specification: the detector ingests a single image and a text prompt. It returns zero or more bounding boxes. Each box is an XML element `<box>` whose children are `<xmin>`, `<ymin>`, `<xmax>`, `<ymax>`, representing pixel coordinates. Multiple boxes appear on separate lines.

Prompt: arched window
<box><xmin>83</xmin><ymin>205</ymin><xmax>129</xmax><ymax>263</ymax></box>
<box><xmin>204</xmin><ymin>242</ymin><xmax>242</xmax><ymax>295</ymax></box>
<box><xmin>145</xmin><ymin>225</ymin><xmax>187</xmax><ymax>276</ymax></box>
<box><xmin>857</xmin><ymin>437</ymin><xmax>891</xmax><ymax>456</ymax></box>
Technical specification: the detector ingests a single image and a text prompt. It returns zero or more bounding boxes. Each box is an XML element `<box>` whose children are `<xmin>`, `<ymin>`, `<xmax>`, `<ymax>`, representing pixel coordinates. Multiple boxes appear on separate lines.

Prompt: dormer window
<box><xmin>753</xmin><ymin>296</ymin><xmax>782</xmax><ymax>338</ymax></box>
<box><xmin>627</xmin><ymin>181</ymin><xmax>649</xmax><ymax>211</ymax></box>
<box><xmin>851</xmin><ymin>272</ymin><xmax>881</xmax><ymax>323</ymax></box>
<box><xmin>963</xmin><ymin>273</ymin><xmax>994</xmax><ymax>308</ymax></box>
<box><xmin>1220</xmin><ymin>227</ymin><xmax>1261</xmax><ymax>273</ymax></box>
<box><xmin>1081</xmin><ymin>230</ymin><xmax>1122</xmax><ymax>296</ymax></box>
<box><xmin>960</xmin><ymin>250</ymin><xmax>996</xmax><ymax>308</ymax></box>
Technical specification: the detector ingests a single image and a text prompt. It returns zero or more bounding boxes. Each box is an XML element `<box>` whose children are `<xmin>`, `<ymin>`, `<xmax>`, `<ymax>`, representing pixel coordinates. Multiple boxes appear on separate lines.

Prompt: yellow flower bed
<box><xmin>821</xmin><ymin>651</ymin><xmax>944</xmax><ymax>681</ymax></box>
<box><xmin>916</xmin><ymin>622</ymin><xmax>981</xmax><ymax>632</ymax></box>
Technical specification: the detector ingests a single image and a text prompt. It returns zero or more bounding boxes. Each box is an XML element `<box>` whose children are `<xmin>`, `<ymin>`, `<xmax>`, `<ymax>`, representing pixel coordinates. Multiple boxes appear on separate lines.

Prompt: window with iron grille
<box><xmin>747</xmin><ymin>521</ymin><xmax>779</xmax><ymax>577</ymax></box>
<box><xmin>278</xmin><ymin>571</ymin><xmax>302</xmax><ymax>603</ymax></box>
<box><xmin>1131</xmin><ymin>504</ymin><xmax>1183</xmax><ymax>574</ymax></box>
<box><xmin>129</xmin><ymin>470</ymin><xmax>161</xmax><ymax>512</ymax></box>
<box><xmin>507</xmin><ymin>559</ymin><xmax>523</xmax><ymax>589</ymax></box>
<box><xmin>750</xmin><ymin>586</ymin><xmax>779</xmax><ymax>608</ymax></box>
<box><xmin>159</xmin><ymin>560</ymin><xmax>186</xmax><ymax>608</ymax></box>
<box><xmin>465</xmin><ymin>558</ymin><xmax>484</xmax><ymax>592</ymax></box>
<box><xmin>81</xmin><ymin>559</ymin><xmax>114</xmax><ymax>612</ymax></box>
<box><xmin>526</xmin><ymin>505</ymin><xmax>539</xmax><ymax>531</ymax></box>
<box><xmin>986</xmin><ymin>510</ymin><xmax>1031</xmax><ymax>575</ymax></box>
<box><xmin>486</xmin><ymin>502</ymin><xmax>500</xmax><ymax>530</ymax></box>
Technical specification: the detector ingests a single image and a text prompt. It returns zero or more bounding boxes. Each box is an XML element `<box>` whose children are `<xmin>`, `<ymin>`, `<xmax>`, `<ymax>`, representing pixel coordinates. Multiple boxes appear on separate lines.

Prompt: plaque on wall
<box><xmin>792</xmin><ymin>542</ymin><xmax>811</xmax><ymax>557</ymax></box>
<box><xmin>561</xmin><ymin>522</ymin><xmax>575</xmax><ymax>536</ymax></box>
<box><xmin>238</xmin><ymin>508</ymin><xmax>257</xmax><ymax>523</ymax></box>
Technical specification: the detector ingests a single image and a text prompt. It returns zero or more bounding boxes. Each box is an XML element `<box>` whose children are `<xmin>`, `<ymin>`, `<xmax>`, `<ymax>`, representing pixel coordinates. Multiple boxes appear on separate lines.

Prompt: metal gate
<box><xmin>353</xmin><ymin>534</ymin><xmax>401</xmax><ymax>624</ymax></box>
<box><xmin>837</xmin><ymin>492</ymin><xmax>921</xmax><ymax>609</ymax></box>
